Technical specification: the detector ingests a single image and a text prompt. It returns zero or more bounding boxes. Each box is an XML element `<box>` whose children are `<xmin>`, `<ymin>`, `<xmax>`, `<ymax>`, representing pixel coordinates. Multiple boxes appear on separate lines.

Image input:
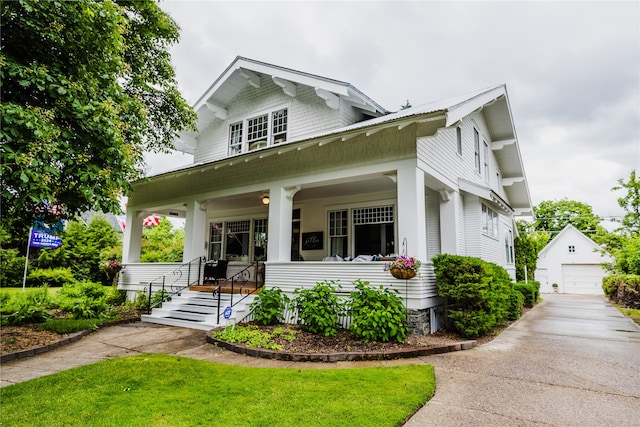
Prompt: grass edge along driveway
<box><xmin>1</xmin><ymin>354</ymin><xmax>435</xmax><ymax>427</ymax></box>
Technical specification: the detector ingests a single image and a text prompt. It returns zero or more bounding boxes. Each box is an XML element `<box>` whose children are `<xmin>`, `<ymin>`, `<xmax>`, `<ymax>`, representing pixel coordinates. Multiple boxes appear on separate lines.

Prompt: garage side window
<box><xmin>568</xmin><ymin>245</ymin><xmax>575</xmax><ymax>253</ymax></box>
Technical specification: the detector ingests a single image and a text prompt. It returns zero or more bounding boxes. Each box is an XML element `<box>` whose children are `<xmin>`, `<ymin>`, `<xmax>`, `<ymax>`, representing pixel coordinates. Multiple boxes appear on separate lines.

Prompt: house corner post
<box><xmin>122</xmin><ymin>210</ymin><xmax>143</xmax><ymax>263</ymax></box>
<box><xmin>184</xmin><ymin>199</ymin><xmax>207</xmax><ymax>261</ymax></box>
<box><xmin>267</xmin><ymin>186</ymin><xmax>296</xmax><ymax>262</ymax></box>
<box><xmin>396</xmin><ymin>166</ymin><xmax>427</xmax><ymax>261</ymax></box>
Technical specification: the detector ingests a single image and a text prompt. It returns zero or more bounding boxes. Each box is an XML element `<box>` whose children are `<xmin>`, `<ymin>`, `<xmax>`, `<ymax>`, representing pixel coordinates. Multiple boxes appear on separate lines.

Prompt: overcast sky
<box><xmin>148</xmin><ymin>0</ymin><xmax>640</xmax><ymax>225</ymax></box>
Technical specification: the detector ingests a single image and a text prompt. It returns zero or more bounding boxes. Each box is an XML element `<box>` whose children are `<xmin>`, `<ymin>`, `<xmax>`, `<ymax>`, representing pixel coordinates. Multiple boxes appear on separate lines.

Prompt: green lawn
<box><xmin>0</xmin><ymin>286</ymin><xmax>62</xmax><ymax>297</ymax></box>
<box><xmin>615</xmin><ymin>304</ymin><xmax>640</xmax><ymax>325</ymax></box>
<box><xmin>1</xmin><ymin>354</ymin><xmax>435</xmax><ymax>426</ymax></box>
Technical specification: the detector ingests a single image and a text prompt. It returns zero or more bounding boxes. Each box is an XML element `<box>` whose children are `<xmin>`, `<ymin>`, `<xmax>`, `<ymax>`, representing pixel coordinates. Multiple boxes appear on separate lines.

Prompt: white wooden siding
<box><xmin>193</xmin><ymin>78</ymin><xmax>368</xmax><ymax>164</ymax></box>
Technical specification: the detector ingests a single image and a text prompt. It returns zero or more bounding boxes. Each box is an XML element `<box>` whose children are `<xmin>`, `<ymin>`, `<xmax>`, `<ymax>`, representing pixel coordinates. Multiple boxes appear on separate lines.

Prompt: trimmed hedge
<box><xmin>603</xmin><ymin>275</ymin><xmax>640</xmax><ymax>309</ymax></box>
<box><xmin>514</xmin><ymin>280</ymin><xmax>540</xmax><ymax>308</ymax></box>
<box><xmin>433</xmin><ymin>254</ymin><xmax>515</xmax><ymax>338</ymax></box>
<box><xmin>26</xmin><ymin>268</ymin><xmax>75</xmax><ymax>288</ymax></box>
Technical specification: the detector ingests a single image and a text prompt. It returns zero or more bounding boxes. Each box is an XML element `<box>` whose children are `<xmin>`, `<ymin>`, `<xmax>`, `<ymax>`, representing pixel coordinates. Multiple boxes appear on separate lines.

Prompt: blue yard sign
<box><xmin>29</xmin><ymin>229</ymin><xmax>63</xmax><ymax>249</ymax></box>
<box><xmin>223</xmin><ymin>306</ymin><xmax>233</xmax><ymax>320</ymax></box>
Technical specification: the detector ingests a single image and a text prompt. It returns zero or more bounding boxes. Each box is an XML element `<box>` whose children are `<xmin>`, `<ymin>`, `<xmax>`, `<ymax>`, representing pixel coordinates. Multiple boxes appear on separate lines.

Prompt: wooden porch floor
<box><xmin>189</xmin><ymin>281</ymin><xmax>260</xmax><ymax>294</ymax></box>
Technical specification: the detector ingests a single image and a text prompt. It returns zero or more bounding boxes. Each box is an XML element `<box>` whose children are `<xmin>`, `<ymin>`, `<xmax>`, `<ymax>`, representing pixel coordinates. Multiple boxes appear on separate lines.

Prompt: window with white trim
<box><xmin>353</xmin><ymin>206</ymin><xmax>395</xmax><ymax>255</ymax></box>
<box><xmin>483</xmin><ymin>140</ymin><xmax>489</xmax><ymax>181</ymax></box>
<box><xmin>481</xmin><ymin>204</ymin><xmax>498</xmax><ymax>237</ymax></box>
<box><xmin>328</xmin><ymin>210</ymin><xmax>348</xmax><ymax>257</ymax></box>
<box><xmin>209</xmin><ymin>219</ymin><xmax>266</xmax><ymax>261</ymax></box>
<box><xmin>228</xmin><ymin>108</ymin><xmax>288</xmax><ymax>155</ymax></box>
<box><xmin>272</xmin><ymin>109</ymin><xmax>287</xmax><ymax>144</ymax></box>
<box><xmin>474</xmin><ymin>128</ymin><xmax>481</xmax><ymax>173</ymax></box>
<box><xmin>247</xmin><ymin>114</ymin><xmax>268</xmax><ymax>145</ymax></box>
<box><xmin>568</xmin><ymin>245</ymin><xmax>575</xmax><ymax>253</ymax></box>
<box><xmin>456</xmin><ymin>126</ymin><xmax>462</xmax><ymax>155</ymax></box>
<box><xmin>505</xmin><ymin>228</ymin><xmax>514</xmax><ymax>263</ymax></box>
<box><xmin>228</xmin><ymin>122</ymin><xmax>243</xmax><ymax>156</ymax></box>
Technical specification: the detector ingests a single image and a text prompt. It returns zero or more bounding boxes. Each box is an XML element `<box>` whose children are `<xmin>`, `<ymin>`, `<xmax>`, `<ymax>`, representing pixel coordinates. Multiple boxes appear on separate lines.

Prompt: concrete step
<box><xmin>142</xmin><ymin>292</ymin><xmax>256</xmax><ymax>331</ymax></box>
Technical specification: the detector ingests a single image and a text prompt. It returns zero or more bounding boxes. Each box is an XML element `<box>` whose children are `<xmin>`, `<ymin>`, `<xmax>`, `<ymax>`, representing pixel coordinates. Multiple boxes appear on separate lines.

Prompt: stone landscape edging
<box><xmin>206</xmin><ymin>335</ymin><xmax>477</xmax><ymax>362</ymax></box>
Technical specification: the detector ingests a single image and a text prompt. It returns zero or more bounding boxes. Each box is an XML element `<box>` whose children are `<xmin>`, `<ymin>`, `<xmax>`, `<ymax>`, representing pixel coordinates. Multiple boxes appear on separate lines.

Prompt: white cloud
<box><xmin>155</xmin><ymin>0</ymin><xmax>640</xmax><ymax>222</ymax></box>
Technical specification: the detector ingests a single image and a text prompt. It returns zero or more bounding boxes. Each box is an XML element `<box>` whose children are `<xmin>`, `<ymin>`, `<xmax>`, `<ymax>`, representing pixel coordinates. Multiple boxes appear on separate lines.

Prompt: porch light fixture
<box><xmin>262</xmin><ymin>193</ymin><xmax>270</xmax><ymax>205</ymax></box>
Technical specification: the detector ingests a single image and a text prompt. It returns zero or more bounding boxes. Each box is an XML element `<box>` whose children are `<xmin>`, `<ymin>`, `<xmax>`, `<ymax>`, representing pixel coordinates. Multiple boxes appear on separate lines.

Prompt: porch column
<box><xmin>183</xmin><ymin>199</ymin><xmax>207</xmax><ymax>261</ymax></box>
<box><xmin>267</xmin><ymin>186</ymin><xmax>299</xmax><ymax>261</ymax></box>
<box><xmin>122</xmin><ymin>210</ymin><xmax>144</xmax><ymax>263</ymax></box>
<box><xmin>439</xmin><ymin>189</ymin><xmax>461</xmax><ymax>254</ymax></box>
<box><xmin>396</xmin><ymin>166</ymin><xmax>427</xmax><ymax>261</ymax></box>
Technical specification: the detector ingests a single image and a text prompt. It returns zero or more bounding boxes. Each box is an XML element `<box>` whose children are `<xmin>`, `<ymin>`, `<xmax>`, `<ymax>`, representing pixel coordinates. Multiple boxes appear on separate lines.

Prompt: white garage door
<box><xmin>561</xmin><ymin>264</ymin><xmax>606</xmax><ymax>295</ymax></box>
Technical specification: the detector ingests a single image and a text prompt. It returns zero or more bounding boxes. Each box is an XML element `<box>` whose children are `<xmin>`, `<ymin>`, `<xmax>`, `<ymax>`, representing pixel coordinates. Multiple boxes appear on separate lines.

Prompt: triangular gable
<box><xmin>538</xmin><ymin>224</ymin><xmax>611</xmax><ymax>261</ymax></box>
<box><xmin>190</xmin><ymin>56</ymin><xmax>388</xmax><ymax>134</ymax></box>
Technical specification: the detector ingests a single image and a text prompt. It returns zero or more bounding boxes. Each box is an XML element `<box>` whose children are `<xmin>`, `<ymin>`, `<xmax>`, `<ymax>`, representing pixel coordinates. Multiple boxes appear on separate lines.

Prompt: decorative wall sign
<box><xmin>301</xmin><ymin>232</ymin><xmax>323</xmax><ymax>250</ymax></box>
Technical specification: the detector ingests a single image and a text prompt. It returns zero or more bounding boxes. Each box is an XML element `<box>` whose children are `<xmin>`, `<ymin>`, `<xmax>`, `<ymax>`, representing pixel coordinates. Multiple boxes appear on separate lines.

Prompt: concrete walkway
<box><xmin>405</xmin><ymin>294</ymin><xmax>640</xmax><ymax>426</ymax></box>
<box><xmin>2</xmin><ymin>294</ymin><xmax>639</xmax><ymax>426</ymax></box>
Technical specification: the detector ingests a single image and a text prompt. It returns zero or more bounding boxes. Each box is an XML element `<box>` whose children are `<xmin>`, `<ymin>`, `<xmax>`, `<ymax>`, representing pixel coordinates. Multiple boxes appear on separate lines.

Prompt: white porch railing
<box><xmin>263</xmin><ymin>261</ymin><xmax>441</xmax><ymax>310</ymax></box>
<box><xmin>119</xmin><ymin>260</ymin><xmax>443</xmax><ymax>310</ymax></box>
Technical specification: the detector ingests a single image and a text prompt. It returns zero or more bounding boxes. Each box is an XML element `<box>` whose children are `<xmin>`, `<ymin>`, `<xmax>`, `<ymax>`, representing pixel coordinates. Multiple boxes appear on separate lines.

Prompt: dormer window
<box><xmin>229</xmin><ymin>122</ymin><xmax>243</xmax><ymax>155</ymax></box>
<box><xmin>228</xmin><ymin>108</ymin><xmax>288</xmax><ymax>155</ymax></box>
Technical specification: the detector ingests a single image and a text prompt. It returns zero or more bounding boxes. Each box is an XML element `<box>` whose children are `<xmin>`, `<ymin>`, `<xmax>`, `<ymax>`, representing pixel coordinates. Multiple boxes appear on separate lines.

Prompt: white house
<box><xmin>535</xmin><ymin>225</ymin><xmax>612</xmax><ymax>295</ymax></box>
<box><xmin>120</xmin><ymin>56</ymin><xmax>532</xmax><ymax>331</ymax></box>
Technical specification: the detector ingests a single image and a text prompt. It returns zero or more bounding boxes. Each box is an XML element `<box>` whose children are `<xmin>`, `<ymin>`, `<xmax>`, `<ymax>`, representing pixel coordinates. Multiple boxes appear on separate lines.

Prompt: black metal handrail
<box><xmin>215</xmin><ymin>261</ymin><xmax>264</xmax><ymax>323</ymax></box>
<box><xmin>144</xmin><ymin>256</ymin><xmax>206</xmax><ymax>313</ymax></box>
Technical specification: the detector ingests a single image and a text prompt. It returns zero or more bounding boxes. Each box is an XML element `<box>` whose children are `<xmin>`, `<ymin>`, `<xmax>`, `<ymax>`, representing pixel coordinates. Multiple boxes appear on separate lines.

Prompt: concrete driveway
<box><xmin>405</xmin><ymin>294</ymin><xmax>640</xmax><ymax>426</ymax></box>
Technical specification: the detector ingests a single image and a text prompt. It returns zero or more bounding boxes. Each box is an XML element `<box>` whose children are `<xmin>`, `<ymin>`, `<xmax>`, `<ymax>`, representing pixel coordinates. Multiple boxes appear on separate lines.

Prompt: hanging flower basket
<box><xmin>390</xmin><ymin>268</ymin><xmax>417</xmax><ymax>280</ymax></box>
<box><xmin>385</xmin><ymin>255</ymin><xmax>421</xmax><ymax>280</ymax></box>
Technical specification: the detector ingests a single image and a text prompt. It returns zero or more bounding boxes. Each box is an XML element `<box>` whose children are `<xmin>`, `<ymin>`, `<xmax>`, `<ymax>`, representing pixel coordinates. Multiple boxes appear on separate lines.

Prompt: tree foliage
<box><xmin>0</xmin><ymin>0</ymin><xmax>196</xmax><ymax>236</ymax></box>
<box><xmin>140</xmin><ymin>217</ymin><xmax>184</xmax><ymax>262</ymax></box>
<box><xmin>612</xmin><ymin>169</ymin><xmax>640</xmax><ymax>236</ymax></box>
<box><xmin>533</xmin><ymin>199</ymin><xmax>601</xmax><ymax>239</ymax></box>
<box><xmin>37</xmin><ymin>214</ymin><xmax>121</xmax><ymax>285</ymax></box>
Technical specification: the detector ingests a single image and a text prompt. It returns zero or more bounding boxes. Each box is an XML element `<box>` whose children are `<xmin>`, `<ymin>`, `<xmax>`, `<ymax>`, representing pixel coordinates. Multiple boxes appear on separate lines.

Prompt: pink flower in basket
<box><xmin>385</xmin><ymin>255</ymin><xmax>421</xmax><ymax>272</ymax></box>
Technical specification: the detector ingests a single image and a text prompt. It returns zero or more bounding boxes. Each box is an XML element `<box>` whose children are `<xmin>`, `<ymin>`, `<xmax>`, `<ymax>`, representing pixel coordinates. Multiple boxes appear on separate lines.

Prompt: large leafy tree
<box><xmin>514</xmin><ymin>220</ymin><xmax>549</xmax><ymax>281</ymax></box>
<box><xmin>533</xmin><ymin>199</ymin><xmax>602</xmax><ymax>240</ymax></box>
<box><xmin>1</xmin><ymin>0</ymin><xmax>196</xmax><ymax>237</ymax></box>
<box><xmin>612</xmin><ymin>170</ymin><xmax>640</xmax><ymax>236</ymax></box>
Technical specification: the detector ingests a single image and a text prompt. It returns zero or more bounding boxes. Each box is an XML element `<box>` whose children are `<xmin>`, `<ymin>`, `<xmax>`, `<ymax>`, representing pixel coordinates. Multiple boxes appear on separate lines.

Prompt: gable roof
<box><xmin>167</xmin><ymin>58</ymin><xmax>531</xmax><ymax>215</ymax></box>
<box><xmin>538</xmin><ymin>224</ymin><xmax>611</xmax><ymax>260</ymax></box>
<box><xmin>189</xmin><ymin>56</ymin><xmax>388</xmax><ymax>134</ymax></box>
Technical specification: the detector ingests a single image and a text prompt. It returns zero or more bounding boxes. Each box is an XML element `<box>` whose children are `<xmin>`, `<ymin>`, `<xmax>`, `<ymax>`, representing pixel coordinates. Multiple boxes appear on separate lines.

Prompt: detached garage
<box><xmin>535</xmin><ymin>225</ymin><xmax>613</xmax><ymax>295</ymax></box>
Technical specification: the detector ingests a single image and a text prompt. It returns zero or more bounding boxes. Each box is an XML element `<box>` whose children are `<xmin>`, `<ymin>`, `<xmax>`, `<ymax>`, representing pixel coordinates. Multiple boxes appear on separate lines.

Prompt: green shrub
<box><xmin>26</xmin><ymin>268</ymin><xmax>75</xmax><ymax>287</ymax></box>
<box><xmin>55</xmin><ymin>281</ymin><xmax>110</xmax><ymax>320</ymax></box>
<box><xmin>603</xmin><ymin>275</ymin><xmax>640</xmax><ymax>309</ymax></box>
<box><xmin>507</xmin><ymin>289</ymin><xmax>525</xmax><ymax>321</ymax></box>
<box><xmin>250</xmin><ymin>287</ymin><xmax>290</xmax><ymax>325</ymax></box>
<box><xmin>293</xmin><ymin>280</ymin><xmax>344</xmax><ymax>337</ymax></box>
<box><xmin>38</xmin><ymin>318</ymin><xmax>98</xmax><ymax>333</ymax></box>
<box><xmin>105</xmin><ymin>287</ymin><xmax>127</xmax><ymax>306</ymax></box>
<box><xmin>1</xmin><ymin>287</ymin><xmax>52</xmax><ymax>325</ymax></box>
<box><xmin>433</xmin><ymin>254</ymin><xmax>515</xmax><ymax>338</ymax></box>
<box><xmin>0</xmin><ymin>247</ymin><xmax>27</xmax><ymax>287</ymax></box>
<box><xmin>349</xmin><ymin>279</ymin><xmax>408</xmax><ymax>343</ymax></box>
<box><xmin>514</xmin><ymin>281</ymin><xmax>540</xmax><ymax>308</ymax></box>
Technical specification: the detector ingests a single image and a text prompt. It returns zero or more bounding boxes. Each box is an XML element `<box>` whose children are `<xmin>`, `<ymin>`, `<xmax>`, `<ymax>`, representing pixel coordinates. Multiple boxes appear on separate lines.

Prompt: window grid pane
<box><xmin>352</xmin><ymin>206</ymin><xmax>394</xmax><ymax>225</ymax></box>
<box><xmin>329</xmin><ymin>210</ymin><xmax>348</xmax><ymax>236</ymax></box>
<box><xmin>229</xmin><ymin>122</ymin><xmax>243</xmax><ymax>154</ymax></box>
<box><xmin>272</xmin><ymin>109</ymin><xmax>287</xmax><ymax>135</ymax></box>
<box><xmin>247</xmin><ymin>114</ymin><xmax>268</xmax><ymax>142</ymax></box>
<box><xmin>226</xmin><ymin>220</ymin><xmax>251</xmax><ymax>233</ymax></box>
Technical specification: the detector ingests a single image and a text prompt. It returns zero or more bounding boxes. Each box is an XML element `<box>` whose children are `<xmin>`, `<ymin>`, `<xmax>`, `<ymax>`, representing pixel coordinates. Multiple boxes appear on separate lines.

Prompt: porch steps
<box><xmin>141</xmin><ymin>290</ymin><xmax>256</xmax><ymax>331</ymax></box>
